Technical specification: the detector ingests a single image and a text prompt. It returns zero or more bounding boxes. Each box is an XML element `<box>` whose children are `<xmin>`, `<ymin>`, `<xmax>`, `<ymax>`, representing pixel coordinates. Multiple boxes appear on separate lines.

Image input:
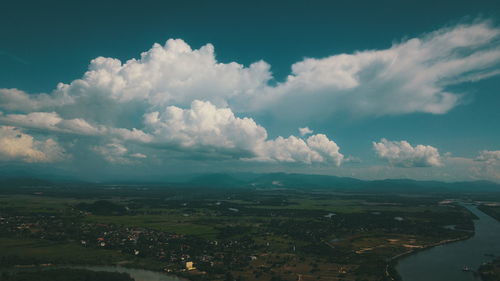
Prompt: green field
<box><xmin>0</xmin><ymin>184</ymin><xmax>486</xmax><ymax>281</ymax></box>
<box><xmin>0</xmin><ymin>237</ymin><xmax>129</xmax><ymax>265</ymax></box>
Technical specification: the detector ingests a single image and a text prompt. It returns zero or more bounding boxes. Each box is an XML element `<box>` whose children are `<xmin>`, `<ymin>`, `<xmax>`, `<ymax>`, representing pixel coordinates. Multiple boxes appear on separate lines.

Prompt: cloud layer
<box><xmin>0</xmin><ymin>20</ymin><xmax>498</xmax><ymax>175</ymax></box>
<box><xmin>2</xmin><ymin>21</ymin><xmax>499</xmax><ymax>118</ymax></box>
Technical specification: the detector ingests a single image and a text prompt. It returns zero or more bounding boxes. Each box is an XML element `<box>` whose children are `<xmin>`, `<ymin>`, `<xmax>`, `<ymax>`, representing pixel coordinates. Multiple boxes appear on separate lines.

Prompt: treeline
<box><xmin>478</xmin><ymin>205</ymin><xmax>500</xmax><ymax>222</ymax></box>
<box><xmin>478</xmin><ymin>257</ymin><xmax>500</xmax><ymax>281</ymax></box>
<box><xmin>0</xmin><ymin>268</ymin><xmax>134</xmax><ymax>281</ymax></box>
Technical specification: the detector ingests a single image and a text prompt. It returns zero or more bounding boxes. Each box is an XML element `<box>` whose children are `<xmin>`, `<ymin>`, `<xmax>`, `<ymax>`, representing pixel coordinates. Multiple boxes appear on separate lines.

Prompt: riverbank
<box><xmin>478</xmin><ymin>257</ymin><xmax>500</xmax><ymax>281</ymax></box>
<box><xmin>2</xmin><ymin>264</ymin><xmax>188</xmax><ymax>281</ymax></box>
<box><xmin>384</xmin><ymin>233</ymin><xmax>473</xmax><ymax>281</ymax></box>
<box><xmin>1</xmin><ymin>268</ymin><xmax>135</xmax><ymax>281</ymax></box>
<box><xmin>393</xmin><ymin>203</ymin><xmax>500</xmax><ymax>281</ymax></box>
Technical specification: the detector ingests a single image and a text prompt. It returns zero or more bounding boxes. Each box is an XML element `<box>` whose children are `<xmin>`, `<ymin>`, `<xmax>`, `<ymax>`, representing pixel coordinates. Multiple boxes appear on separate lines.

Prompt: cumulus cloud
<box><xmin>373</xmin><ymin>139</ymin><xmax>442</xmax><ymax>167</ymax></box>
<box><xmin>443</xmin><ymin>151</ymin><xmax>500</xmax><ymax>182</ymax></box>
<box><xmin>476</xmin><ymin>150</ymin><xmax>500</xmax><ymax>164</ymax></box>
<box><xmin>1</xmin><ymin>94</ymin><xmax>344</xmax><ymax>165</ymax></box>
<box><xmin>92</xmin><ymin>142</ymin><xmax>137</xmax><ymax>164</ymax></box>
<box><xmin>88</xmin><ymin>40</ymin><xmax>270</xmax><ymax>106</ymax></box>
<box><xmin>0</xmin><ymin>88</ymin><xmax>71</xmax><ymax>112</ymax></box>
<box><xmin>0</xmin><ymin>126</ymin><xmax>67</xmax><ymax>163</ymax></box>
<box><xmin>9</xmin><ymin>39</ymin><xmax>270</xmax><ymax>114</ymax></box>
<box><xmin>472</xmin><ymin>151</ymin><xmax>500</xmax><ymax>181</ymax></box>
<box><xmin>0</xmin><ymin>20</ymin><xmax>497</xmax><ymax>168</ymax></box>
<box><xmin>144</xmin><ymin>100</ymin><xmax>267</xmax><ymax>155</ymax></box>
<box><xmin>145</xmin><ymin>100</ymin><xmax>343</xmax><ymax>164</ymax></box>
<box><xmin>253</xmin><ymin>134</ymin><xmax>343</xmax><ymax>165</ymax></box>
<box><xmin>2</xmin><ymin>21</ymin><xmax>498</xmax><ymax>120</ymax></box>
<box><xmin>299</xmin><ymin>127</ymin><xmax>313</xmax><ymax>136</ymax></box>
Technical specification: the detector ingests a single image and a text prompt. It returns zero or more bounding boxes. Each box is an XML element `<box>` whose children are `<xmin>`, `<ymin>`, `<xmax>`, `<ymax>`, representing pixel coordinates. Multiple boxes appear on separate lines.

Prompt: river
<box><xmin>396</xmin><ymin>204</ymin><xmax>500</xmax><ymax>281</ymax></box>
<box><xmin>66</xmin><ymin>265</ymin><xmax>186</xmax><ymax>281</ymax></box>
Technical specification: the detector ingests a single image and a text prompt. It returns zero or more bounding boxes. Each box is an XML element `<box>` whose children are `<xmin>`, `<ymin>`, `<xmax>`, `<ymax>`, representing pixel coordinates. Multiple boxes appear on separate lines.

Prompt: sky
<box><xmin>0</xmin><ymin>0</ymin><xmax>499</xmax><ymax>182</ymax></box>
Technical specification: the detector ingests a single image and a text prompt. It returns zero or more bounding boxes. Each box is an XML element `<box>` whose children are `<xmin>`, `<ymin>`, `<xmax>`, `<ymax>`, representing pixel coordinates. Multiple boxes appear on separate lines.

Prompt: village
<box><xmin>0</xmin><ymin>212</ymin><xmax>261</xmax><ymax>276</ymax></box>
<box><xmin>1</xmin><ymin>179</ymin><xmax>492</xmax><ymax>281</ymax></box>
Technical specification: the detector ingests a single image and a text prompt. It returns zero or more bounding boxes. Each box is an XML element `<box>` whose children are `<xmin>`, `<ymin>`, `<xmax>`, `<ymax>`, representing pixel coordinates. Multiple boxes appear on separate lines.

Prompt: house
<box><xmin>185</xmin><ymin>261</ymin><xmax>196</xmax><ymax>271</ymax></box>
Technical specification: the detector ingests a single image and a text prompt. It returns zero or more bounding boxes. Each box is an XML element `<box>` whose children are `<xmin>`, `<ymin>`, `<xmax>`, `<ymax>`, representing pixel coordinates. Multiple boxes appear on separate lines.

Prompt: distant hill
<box><xmin>367</xmin><ymin>178</ymin><xmax>500</xmax><ymax>193</ymax></box>
<box><xmin>0</xmin><ymin>177</ymin><xmax>54</xmax><ymax>187</ymax></box>
<box><xmin>182</xmin><ymin>172</ymin><xmax>500</xmax><ymax>193</ymax></box>
<box><xmin>187</xmin><ymin>173</ymin><xmax>248</xmax><ymax>187</ymax></box>
<box><xmin>0</xmin><ymin>172</ymin><xmax>499</xmax><ymax>193</ymax></box>
<box><xmin>250</xmin><ymin>173</ymin><xmax>363</xmax><ymax>188</ymax></box>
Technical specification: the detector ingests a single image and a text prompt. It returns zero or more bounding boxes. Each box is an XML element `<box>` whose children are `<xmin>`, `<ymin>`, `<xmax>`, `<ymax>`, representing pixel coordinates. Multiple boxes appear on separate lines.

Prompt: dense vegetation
<box><xmin>478</xmin><ymin>257</ymin><xmax>500</xmax><ymax>281</ymax></box>
<box><xmin>0</xmin><ymin>175</ymin><xmax>498</xmax><ymax>281</ymax></box>
<box><xmin>478</xmin><ymin>205</ymin><xmax>500</xmax><ymax>222</ymax></box>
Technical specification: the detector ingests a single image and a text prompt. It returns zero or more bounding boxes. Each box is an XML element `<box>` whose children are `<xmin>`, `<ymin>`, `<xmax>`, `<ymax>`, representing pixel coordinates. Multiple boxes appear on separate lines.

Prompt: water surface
<box><xmin>69</xmin><ymin>265</ymin><xmax>185</xmax><ymax>281</ymax></box>
<box><xmin>396</xmin><ymin>204</ymin><xmax>500</xmax><ymax>281</ymax></box>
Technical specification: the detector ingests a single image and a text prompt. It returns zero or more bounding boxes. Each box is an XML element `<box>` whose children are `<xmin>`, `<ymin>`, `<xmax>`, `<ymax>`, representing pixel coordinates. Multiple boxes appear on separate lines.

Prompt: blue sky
<box><xmin>0</xmin><ymin>0</ymin><xmax>499</xmax><ymax>182</ymax></box>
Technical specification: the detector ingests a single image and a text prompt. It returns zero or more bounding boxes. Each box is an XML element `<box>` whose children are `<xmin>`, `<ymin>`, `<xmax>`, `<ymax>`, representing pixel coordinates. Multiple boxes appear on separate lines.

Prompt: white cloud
<box><xmin>0</xmin><ymin>111</ymin><xmax>101</xmax><ymax>135</ymax></box>
<box><xmin>144</xmin><ymin>100</ymin><xmax>268</xmax><ymax>156</ymax></box>
<box><xmin>299</xmin><ymin>127</ymin><xmax>313</xmax><ymax>136</ymax></box>
<box><xmin>251</xmin><ymin>134</ymin><xmax>343</xmax><ymax>166</ymax></box>
<box><xmin>2</xmin><ymin>21</ymin><xmax>498</xmax><ymax>122</ymax></box>
<box><xmin>253</xmin><ymin>21</ymin><xmax>500</xmax><ymax>119</ymax></box>
<box><xmin>0</xmin><ymin>39</ymin><xmax>272</xmax><ymax>135</ymax></box>
<box><xmin>373</xmin><ymin>138</ymin><xmax>442</xmax><ymax>167</ymax></box>
<box><xmin>130</xmin><ymin>153</ymin><xmax>147</xmax><ymax>159</ymax></box>
<box><xmin>0</xmin><ymin>111</ymin><xmax>153</xmax><ymax>144</ymax></box>
<box><xmin>0</xmin><ymin>88</ymin><xmax>71</xmax><ymax>112</ymax></box>
<box><xmin>471</xmin><ymin>150</ymin><xmax>500</xmax><ymax>181</ymax></box>
<box><xmin>92</xmin><ymin>142</ymin><xmax>147</xmax><ymax>164</ymax></box>
<box><xmin>441</xmin><ymin>153</ymin><xmax>499</xmax><ymax>182</ymax></box>
<box><xmin>93</xmin><ymin>143</ymin><xmax>128</xmax><ymax>164</ymax></box>
<box><xmin>0</xmin><ymin>96</ymin><xmax>344</xmax><ymax>165</ymax></box>
<box><xmin>306</xmin><ymin>134</ymin><xmax>344</xmax><ymax>165</ymax></box>
<box><xmin>0</xmin><ymin>20</ymin><xmax>497</xmax><ymax>169</ymax></box>
<box><xmin>476</xmin><ymin>150</ymin><xmax>500</xmax><ymax>164</ymax></box>
<box><xmin>55</xmin><ymin>39</ymin><xmax>271</xmax><ymax>110</ymax></box>
<box><xmin>0</xmin><ymin>126</ymin><xmax>67</xmax><ymax>163</ymax></box>
<box><xmin>145</xmin><ymin>100</ymin><xmax>343</xmax><ymax>164</ymax></box>
<box><xmin>108</xmin><ymin>127</ymin><xmax>153</xmax><ymax>143</ymax></box>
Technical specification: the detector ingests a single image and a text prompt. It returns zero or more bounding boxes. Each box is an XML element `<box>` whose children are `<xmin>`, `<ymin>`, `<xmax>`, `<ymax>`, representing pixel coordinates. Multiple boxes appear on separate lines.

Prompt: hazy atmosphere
<box><xmin>2</xmin><ymin>2</ymin><xmax>500</xmax><ymax>281</ymax></box>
